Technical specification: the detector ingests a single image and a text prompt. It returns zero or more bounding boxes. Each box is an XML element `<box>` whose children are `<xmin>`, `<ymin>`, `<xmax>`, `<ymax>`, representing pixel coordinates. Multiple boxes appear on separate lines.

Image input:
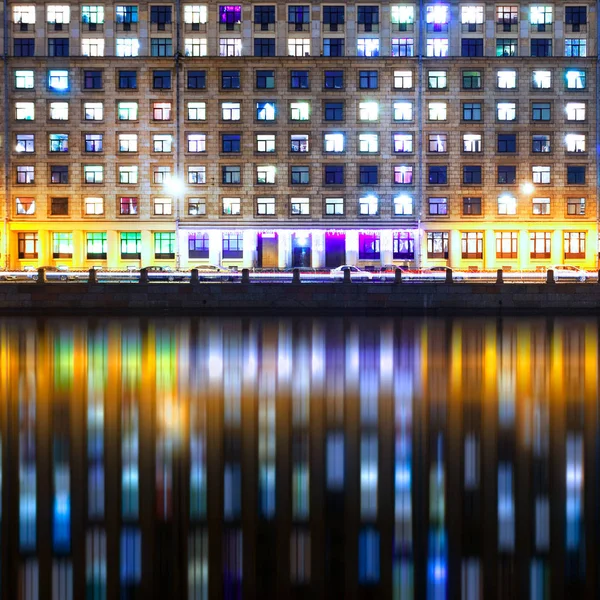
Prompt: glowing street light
<box><xmin>521</xmin><ymin>182</ymin><xmax>535</xmax><ymax>195</ymax></box>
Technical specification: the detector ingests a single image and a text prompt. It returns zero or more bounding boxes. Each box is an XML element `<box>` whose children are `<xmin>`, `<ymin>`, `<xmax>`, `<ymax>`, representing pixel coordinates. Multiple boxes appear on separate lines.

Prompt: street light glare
<box><xmin>521</xmin><ymin>183</ymin><xmax>535</xmax><ymax>195</ymax></box>
<box><xmin>166</xmin><ymin>177</ymin><xmax>185</xmax><ymax>195</ymax></box>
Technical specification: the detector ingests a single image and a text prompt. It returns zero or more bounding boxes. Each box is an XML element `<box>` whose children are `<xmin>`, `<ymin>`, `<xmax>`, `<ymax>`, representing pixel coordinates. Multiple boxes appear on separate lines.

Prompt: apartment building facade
<box><xmin>0</xmin><ymin>0</ymin><xmax>598</xmax><ymax>270</ymax></box>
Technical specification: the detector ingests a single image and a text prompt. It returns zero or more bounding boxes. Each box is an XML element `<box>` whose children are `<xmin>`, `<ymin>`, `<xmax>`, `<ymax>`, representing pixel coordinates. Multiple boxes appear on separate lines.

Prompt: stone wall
<box><xmin>1</xmin><ymin>282</ymin><xmax>600</xmax><ymax>314</ymax></box>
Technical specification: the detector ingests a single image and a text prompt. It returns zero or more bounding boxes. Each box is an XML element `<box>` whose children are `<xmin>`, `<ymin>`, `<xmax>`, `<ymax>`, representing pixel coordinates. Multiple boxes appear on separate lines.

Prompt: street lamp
<box><xmin>521</xmin><ymin>182</ymin><xmax>535</xmax><ymax>195</ymax></box>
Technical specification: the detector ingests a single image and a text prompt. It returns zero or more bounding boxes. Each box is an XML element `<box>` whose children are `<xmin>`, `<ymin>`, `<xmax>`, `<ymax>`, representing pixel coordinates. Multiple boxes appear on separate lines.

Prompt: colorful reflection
<box><xmin>0</xmin><ymin>316</ymin><xmax>598</xmax><ymax>599</ymax></box>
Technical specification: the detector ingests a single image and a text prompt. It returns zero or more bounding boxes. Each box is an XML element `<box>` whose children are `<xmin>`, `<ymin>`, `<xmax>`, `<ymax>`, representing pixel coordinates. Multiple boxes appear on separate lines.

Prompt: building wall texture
<box><xmin>0</xmin><ymin>0</ymin><xmax>598</xmax><ymax>270</ymax></box>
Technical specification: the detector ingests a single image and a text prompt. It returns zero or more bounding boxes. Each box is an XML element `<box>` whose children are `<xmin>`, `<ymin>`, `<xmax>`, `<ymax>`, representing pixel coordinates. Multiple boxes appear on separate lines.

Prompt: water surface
<box><xmin>2</xmin><ymin>316</ymin><xmax>599</xmax><ymax>599</ymax></box>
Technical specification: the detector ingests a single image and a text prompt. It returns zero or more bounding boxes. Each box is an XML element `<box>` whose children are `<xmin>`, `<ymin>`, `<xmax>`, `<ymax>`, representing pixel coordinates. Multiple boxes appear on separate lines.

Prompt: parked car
<box><xmin>196</xmin><ymin>264</ymin><xmax>235</xmax><ymax>281</ymax></box>
<box><xmin>427</xmin><ymin>266</ymin><xmax>464</xmax><ymax>282</ymax></box>
<box><xmin>330</xmin><ymin>265</ymin><xmax>373</xmax><ymax>280</ymax></box>
<box><xmin>551</xmin><ymin>265</ymin><xmax>587</xmax><ymax>282</ymax></box>
<box><xmin>142</xmin><ymin>265</ymin><xmax>187</xmax><ymax>282</ymax></box>
<box><xmin>33</xmin><ymin>266</ymin><xmax>86</xmax><ymax>282</ymax></box>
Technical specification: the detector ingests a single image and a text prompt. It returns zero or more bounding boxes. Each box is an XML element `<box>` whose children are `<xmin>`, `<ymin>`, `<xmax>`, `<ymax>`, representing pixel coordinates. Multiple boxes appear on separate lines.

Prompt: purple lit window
<box><xmin>220</xmin><ymin>5</ymin><xmax>241</xmax><ymax>24</ymax></box>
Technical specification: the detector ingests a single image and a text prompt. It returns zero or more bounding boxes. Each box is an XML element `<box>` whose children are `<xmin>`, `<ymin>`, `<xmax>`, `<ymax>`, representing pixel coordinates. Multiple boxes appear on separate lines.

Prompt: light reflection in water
<box><xmin>0</xmin><ymin>316</ymin><xmax>598</xmax><ymax>599</ymax></box>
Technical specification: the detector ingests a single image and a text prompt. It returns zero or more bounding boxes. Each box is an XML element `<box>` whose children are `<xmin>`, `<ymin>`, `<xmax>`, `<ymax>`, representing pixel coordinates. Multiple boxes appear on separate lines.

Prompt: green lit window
<box><xmin>154</xmin><ymin>232</ymin><xmax>175</xmax><ymax>259</ymax></box>
<box><xmin>86</xmin><ymin>232</ymin><xmax>107</xmax><ymax>259</ymax></box>
<box><xmin>120</xmin><ymin>232</ymin><xmax>141</xmax><ymax>259</ymax></box>
<box><xmin>52</xmin><ymin>232</ymin><xmax>73</xmax><ymax>258</ymax></box>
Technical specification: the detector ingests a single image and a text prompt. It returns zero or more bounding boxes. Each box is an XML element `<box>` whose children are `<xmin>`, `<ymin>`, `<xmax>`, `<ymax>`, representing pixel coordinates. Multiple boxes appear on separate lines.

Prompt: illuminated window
<box><xmin>461</xmin><ymin>5</ymin><xmax>484</xmax><ymax>24</ymax></box>
<box><xmin>84</xmin><ymin>165</ymin><xmax>103</xmax><ymax>183</ymax></box>
<box><xmin>185</xmin><ymin>4</ymin><xmax>208</xmax><ymax>25</ymax></box>
<box><xmin>15</xmin><ymin>70</ymin><xmax>34</xmax><ymax>89</ymax></box>
<box><xmin>290</xmin><ymin>134</ymin><xmax>308</xmax><ymax>153</ymax></box>
<box><xmin>152</xmin><ymin>102</ymin><xmax>171</xmax><ymax>121</ymax></box>
<box><xmin>497</xmin><ymin>70</ymin><xmax>516</xmax><ymax>89</ymax></box>
<box><xmin>565</xmin><ymin>134</ymin><xmax>585</xmax><ymax>153</ymax></box>
<box><xmin>48</xmin><ymin>70</ymin><xmax>69</xmax><ymax>91</ymax></box>
<box><xmin>17</xmin><ymin>165</ymin><xmax>35</xmax><ymax>184</ymax></box>
<box><xmin>153</xmin><ymin>166</ymin><xmax>171</xmax><ymax>184</ymax></box>
<box><xmin>497</xmin><ymin>102</ymin><xmax>516</xmax><ymax>121</ymax></box>
<box><xmin>566</xmin><ymin>102</ymin><xmax>586</xmax><ymax>121</ymax></box>
<box><xmin>529</xmin><ymin>232</ymin><xmax>551</xmax><ymax>259</ymax></box>
<box><xmin>428</xmin><ymin>70</ymin><xmax>447</xmax><ymax>89</ymax></box>
<box><xmin>324</xmin><ymin>133</ymin><xmax>345</xmax><ymax>153</ymax></box>
<box><xmin>52</xmin><ymin>232</ymin><xmax>73</xmax><ymax>257</ymax></box>
<box><xmin>185</xmin><ymin>38</ymin><xmax>207</xmax><ymax>56</ymax></box>
<box><xmin>153</xmin><ymin>134</ymin><xmax>173</xmax><ymax>153</ymax></box>
<box><xmin>288</xmin><ymin>38</ymin><xmax>310</xmax><ymax>56</ymax></box>
<box><xmin>391</xmin><ymin>5</ymin><xmax>414</xmax><ymax>29</ymax></box>
<box><xmin>463</xmin><ymin>134</ymin><xmax>482</xmax><ymax>152</ymax></box>
<box><xmin>13</xmin><ymin>5</ymin><xmax>36</xmax><ymax>24</ymax></box>
<box><xmin>256</xmin><ymin>197</ymin><xmax>275</xmax><ymax>215</ymax></box>
<box><xmin>118</xmin><ymin>134</ymin><xmax>137</xmax><ymax>153</ymax></box>
<box><xmin>325</xmin><ymin>197</ymin><xmax>344</xmax><ymax>215</ymax></box>
<box><xmin>393</xmin><ymin>165</ymin><xmax>413</xmax><ymax>185</ymax></box>
<box><xmin>428</xmin><ymin>134</ymin><xmax>447</xmax><ymax>152</ymax></box>
<box><xmin>50</xmin><ymin>102</ymin><xmax>69</xmax><ymax>120</ymax></box>
<box><xmin>256</xmin><ymin>101</ymin><xmax>276</xmax><ymax>121</ymax></box>
<box><xmin>565</xmin><ymin>39</ymin><xmax>586</xmax><ymax>57</ymax></box>
<box><xmin>497</xmin><ymin>195</ymin><xmax>516</xmax><ymax>215</ymax></box>
<box><xmin>394</xmin><ymin>70</ymin><xmax>412</xmax><ymax>89</ymax></box>
<box><xmin>426</xmin><ymin>38</ymin><xmax>448</xmax><ymax>57</ymax></box>
<box><xmin>116</xmin><ymin>5</ymin><xmax>138</xmax><ymax>25</ymax></box>
<box><xmin>119</xmin><ymin>166</ymin><xmax>138</xmax><ymax>184</ymax></box>
<box><xmin>153</xmin><ymin>198</ymin><xmax>172</xmax><ymax>216</ymax></box>
<box><xmin>359</xmin><ymin>133</ymin><xmax>378</xmax><ymax>153</ymax></box>
<box><xmin>359</xmin><ymin>195</ymin><xmax>379</xmax><ymax>215</ymax></box>
<box><xmin>119</xmin><ymin>200</ymin><xmax>138</xmax><ymax>217</ymax></box>
<box><xmin>187</xmin><ymin>102</ymin><xmax>206</xmax><ymax>121</ymax></box>
<box><xmin>566</xmin><ymin>69</ymin><xmax>586</xmax><ymax>89</ymax></box>
<box><xmin>290</xmin><ymin>101</ymin><xmax>310</xmax><ymax>121</ymax></box>
<box><xmin>359</xmin><ymin>102</ymin><xmax>378</xmax><ymax>121</ymax></box>
<box><xmin>221</xmin><ymin>101</ymin><xmax>241</xmax><ymax>121</ymax></box>
<box><xmin>188</xmin><ymin>199</ymin><xmax>206</xmax><ymax>217</ymax></box>
<box><xmin>393</xmin><ymin>102</ymin><xmax>412</xmax><ymax>121</ymax></box>
<box><xmin>222</xmin><ymin>165</ymin><xmax>241</xmax><ymax>184</ymax></box>
<box><xmin>496</xmin><ymin>38</ymin><xmax>517</xmax><ymax>57</ymax></box>
<box><xmin>290</xmin><ymin>197</ymin><xmax>309</xmax><ymax>215</ymax></box>
<box><xmin>567</xmin><ymin>197</ymin><xmax>585</xmax><ymax>216</ymax></box>
<box><xmin>116</xmin><ymin>38</ymin><xmax>140</xmax><ymax>57</ymax></box>
<box><xmin>496</xmin><ymin>232</ymin><xmax>517</xmax><ymax>258</ymax></box>
<box><xmin>291</xmin><ymin>166</ymin><xmax>309</xmax><ymax>184</ymax></box>
<box><xmin>532</xmin><ymin>70</ymin><xmax>551</xmax><ymax>89</ymax></box>
<box><xmin>426</xmin><ymin>4</ymin><xmax>449</xmax><ymax>30</ymax></box>
<box><xmin>530</xmin><ymin>5</ymin><xmax>552</xmax><ymax>26</ymax></box>
<box><xmin>357</xmin><ymin>38</ymin><xmax>380</xmax><ymax>57</ymax></box>
<box><xmin>393</xmin><ymin>133</ymin><xmax>413</xmax><ymax>153</ymax></box>
<box><xmin>257</xmin><ymin>134</ymin><xmax>276</xmax><ymax>153</ymax></box>
<box><xmin>429</xmin><ymin>197</ymin><xmax>447</xmax><ymax>215</ymax></box>
<box><xmin>392</xmin><ymin>38</ymin><xmax>414</xmax><ymax>57</ymax></box>
<box><xmin>219</xmin><ymin>38</ymin><xmax>242</xmax><ymax>56</ymax></box>
<box><xmin>532</xmin><ymin>134</ymin><xmax>550</xmax><ymax>153</ymax></box>
<box><xmin>257</xmin><ymin>165</ymin><xmax>276</xmax><ymax>184</ymax></box>
<box><xmin>393</xmin><ymin>194</ymin><xmax>413</xmax><ymax>215</ymax></box>
<box><xmin>188</xmin><ymin>166</ymin><xmax>206</xmax><ymax>184</ymax></box>
<box><xmin>85</xmin><ymin>197</ymin><xmax>104</xmax><ymax>215</ymax></box>
<box><xmin>222</xmin><ymin>197</ymin><xmax>241</xmax><ymax>215</ymax></box>
<box><xmin>82</xmin><ymin>5</ymin><xmax>104</xmax><ymax>24</ymax></box>
<box><xmin>462</xmin><ymin>232</ymin><xmax>483</xmax><ymax>258</ymax></box>
<box><xmin>564</xmin><ymin>232</ymin><xmax>585</xmax><ymax>258</ymax></box>
<box><xmin>532</xmin><ymin>165</ymin><xmax>550</xmax><ymax>184</ymax></box>
<box><xmin>47</xmin><ymin>5</ymin><xmax>70</xmax><ymax>24</ymax></box>
<box><xmin>428</xmin><ymin>102</ymin><xmax>447</xmax><ymax>121</ymax></box>
<box><xmin>84</xmin><ymin>102</ymin><xmax>103</xmax><ymax>120</ymax></box>
<box><xmin>496</xmin><ymin>5</ymin><xmax>518</xmax><ymax>29</ymax></box>
<box><xmin>82</xmin><ymin>38</ymin><xmax>104</xmax><ymax>56</ymax></box>
<box><xmin>16</xmin><ymin>197</ymin><xmax>36</xmax><ymax>215</ymax></box>
<box><xmin>532</xmin><ymin>197</ymin><xmax>550</xmax><ymax>215</ymax></box>
<box><xmin>49</xmin><ymin>133</ymin><xmax>69</xmax><ymax>152</ymax></box>
<box><xmin>15</xmin><ymin>102</ymin><xmax>35</xmax><ymax>121</ymax></box>
<box><xmin>427</xmin><ymin>231</ymin><xmax>448</xmax><ymax>258</ymax></box>
<box><xmin>118</xmin><ymin>102</ymin><xmax>138</xmax><ymax>120</ymax></box>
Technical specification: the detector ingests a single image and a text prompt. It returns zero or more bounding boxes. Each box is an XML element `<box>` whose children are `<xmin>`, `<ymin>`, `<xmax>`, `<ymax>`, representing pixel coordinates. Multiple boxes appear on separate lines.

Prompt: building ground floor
<box><xmin>4</xmin><ymin>222</ymin><xmax>599</xmax><ymax>271</ymax></box>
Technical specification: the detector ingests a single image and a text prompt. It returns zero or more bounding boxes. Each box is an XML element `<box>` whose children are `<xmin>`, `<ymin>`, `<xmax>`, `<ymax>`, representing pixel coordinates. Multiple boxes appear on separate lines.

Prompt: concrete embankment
<box><xmin>0</xmin><ymin>282</ymin><xmax>599</xmax><ymax>314</ymax></box>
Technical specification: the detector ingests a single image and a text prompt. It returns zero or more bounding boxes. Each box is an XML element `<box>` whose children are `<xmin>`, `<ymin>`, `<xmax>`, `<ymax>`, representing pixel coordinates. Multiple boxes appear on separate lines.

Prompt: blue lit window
<box><xmin>48</xmin><ymin>69</ymin><xmax>69</xmax><ymax>91</ymax></box>
<box><xmin>256</xmin><ymin>101</ymin><xmax>276</xmax><ymax>121</ymax></box>
<box><xmin>120</xmin><ymin>528</ymin><xmax>141</xmax><ymax>586</ymax></box>
<box><xmin>359</xmin><ymin>528</ymin><xmax>380</xmax><ymax>584</ymax></box>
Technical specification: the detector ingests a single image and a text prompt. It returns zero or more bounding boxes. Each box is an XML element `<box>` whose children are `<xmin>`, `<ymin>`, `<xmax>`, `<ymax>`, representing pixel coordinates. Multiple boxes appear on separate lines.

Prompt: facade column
<box><xmin>518</xmin><ymin>230</ymin><xmax>529</xmax><ymax>270</ymax></box>
<box><xmin>72</xmin><ymin>230</ymin><xmax>85</xmax><ymax>266</ymax></box>
<box><xmin>178</xmin><ymin>228</ymin><xmax>189</xmax><ymax>269</ymax></box>
<box><xmin>243</xmin><ymin>229</ymin><xmax>257</xmax><ymax>268</ymax></box>
<box><xmin>278</xmin><ymin>230</ymin><xmax>291</xmax><ymax>268</ymax></box>
<box><xmin>39</xmin><ymin>230</ymin><xmax>51</xmax><ymax>265</ymax></box>
<box><xmin>380</xmin><ymin>230</ymin><xmax>393</xmax><ymax>265</ymax></box>
<box><xmin>141</xmin><ymin>230</ymin><xmax>153</xmax><ymax>265</ymax></box>
<box><xmin>346</xmin><ymin>230</ymin><xmax>359</xmax><ymax>265</ymax></box>
<box><xmin>106</xmin><ymin>231</ymin><xmax>120</xmax><ymax>268</ymax></box>
<box><xmin>551</xmin><ymin>229</ymin><xmax>563</xmax><ymax>265</ymax></box>
<box><xmin>312</xmin><ymin>230</ymin><xmax>325</xmax><ymax>268</ymax></box>
<box><xmin>448</xmin><ymin>229</ymin><xmax>461</xmax><ymax>268</ymax></box>
<box><xmin>208</xmin><ymin>230</ymin><xmax>222</xmax><ymax>265</ymax></box>
<box><xmin>484</xmin><ymin>230</ymin><xmax>496</xmax><ymax>270</ymax></box>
